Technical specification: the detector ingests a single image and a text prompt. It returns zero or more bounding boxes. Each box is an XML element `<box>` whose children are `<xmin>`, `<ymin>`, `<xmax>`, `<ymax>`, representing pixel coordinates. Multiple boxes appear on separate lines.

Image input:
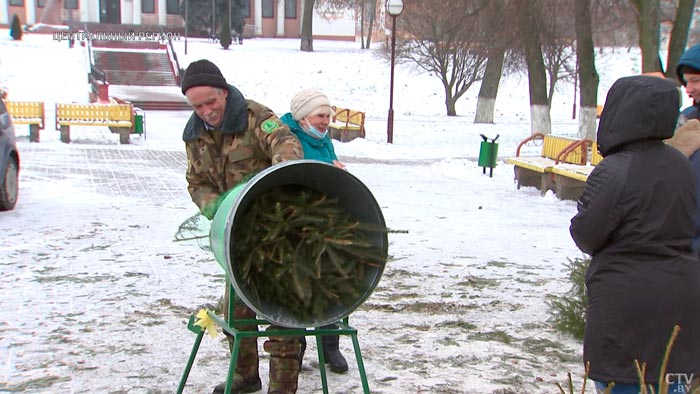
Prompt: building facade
<box><xmin>0</xmin><ymin>0</ymin><xmax>356</xmax><ymax>41</ymax></box>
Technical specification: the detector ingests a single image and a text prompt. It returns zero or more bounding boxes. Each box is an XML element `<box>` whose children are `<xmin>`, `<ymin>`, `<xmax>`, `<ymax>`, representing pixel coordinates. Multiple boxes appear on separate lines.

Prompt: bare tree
<box><xmin>617</xmin><ymin>0</ymin><xmax>695</xmax><ymax>74</ymax></box>
<box><xmin>301</xmin><ymin>0</ymin><xmax>316</xmax><ymax>52</ymax></box>
<box><xmin>575</xmin><ymin>0</ymin><xmax>599</xmax><ymax>141</ymax></box>
<box><xmin>664</xmin><ymin>0</ymin><xmax>695</xmax><ymax>78</ymax></box>
<box><xmin>318</xmin><ymin>0</ymin><xmax>375</xmax><ymax>49</ymax></box>
<box><xmin>629</xmin><ymin>0</ymin><xmax>662</xmax><ymax>72</ymax></box>
<box><xmin>517</xmin><ymin>0</ymin><xmax>551</xmax><ymax>134</ymax></box>
<box><xmin>363</xmin><ymin>0</ymin><xmax>377</xmax><ymax>49</ymax></box>
<box><xmin>396</xmin><ymin>0</ymin><xmax>490</xmax><ymax>116</ymax></box>
<box><xmin>474</xmin><ymin>0</ymin><xmax>516</xmax><ymax>124</ymax></box>
<box><xmin>539</xmin><ymin>1</ymin><xmax>577</xmax><ymax>106</ymax></box>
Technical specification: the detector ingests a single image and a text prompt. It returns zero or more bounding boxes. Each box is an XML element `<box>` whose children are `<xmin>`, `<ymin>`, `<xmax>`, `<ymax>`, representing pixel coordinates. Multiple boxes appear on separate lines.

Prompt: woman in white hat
<box><xmin>280</xmin><ymin>88</ymin><xmax>349</xmax><ymax>374</ymax></box>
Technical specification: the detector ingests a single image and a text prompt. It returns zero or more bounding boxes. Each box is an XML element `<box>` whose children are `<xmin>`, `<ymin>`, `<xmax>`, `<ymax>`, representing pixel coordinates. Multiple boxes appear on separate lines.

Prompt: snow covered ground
<box><xmin>0</xmin><ymin>31</ymin><xmax>667</xmax><ymax>394</ymax></box>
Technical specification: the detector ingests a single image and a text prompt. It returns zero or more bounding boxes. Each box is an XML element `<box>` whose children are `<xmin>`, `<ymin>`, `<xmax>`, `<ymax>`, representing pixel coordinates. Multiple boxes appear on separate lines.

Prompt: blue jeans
<box><xmin>594</xmin><ymin>381</ymin><xmax>690</xmax><ymax>394</ymax></box>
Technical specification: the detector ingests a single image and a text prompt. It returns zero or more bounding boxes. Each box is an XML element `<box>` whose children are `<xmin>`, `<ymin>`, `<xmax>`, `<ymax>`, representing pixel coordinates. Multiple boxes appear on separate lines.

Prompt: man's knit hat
<box><xmin>290</xmin><ymin>89</ymin><xmax>331</xmax><ymax>120</ymax></box>
<box><xmin>181</xmin><ymin>59</ymin><xmax>228</xmax><ymax>94</ymax></box>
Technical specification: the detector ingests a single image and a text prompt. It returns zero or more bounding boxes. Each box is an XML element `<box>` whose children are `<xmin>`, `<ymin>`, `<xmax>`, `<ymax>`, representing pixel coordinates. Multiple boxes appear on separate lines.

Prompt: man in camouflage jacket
<box><xmin>181</xmin><ymin>59</ymin><xmax>304</xmax><ymax>394</ymax></box>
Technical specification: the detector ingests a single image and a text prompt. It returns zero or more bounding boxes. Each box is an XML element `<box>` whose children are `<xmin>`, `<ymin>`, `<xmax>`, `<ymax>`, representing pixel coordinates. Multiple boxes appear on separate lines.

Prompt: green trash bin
<box><xmin>478</xmin><ymin>134</ymin><xmax>499</xmax><ymax>177</ymax></box>
<box><xmin>132</xmin><ymin>108</ymin><xmax>146</xmax><ymax>139</ymax></box>
<box><xmin>133</xmin><ymin>114</ymin><xmax>144</xmax><ymax>134</ymax></box>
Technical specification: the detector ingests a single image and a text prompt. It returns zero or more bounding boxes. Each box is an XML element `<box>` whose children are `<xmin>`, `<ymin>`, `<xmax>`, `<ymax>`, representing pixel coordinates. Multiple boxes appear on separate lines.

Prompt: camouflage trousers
<box><xmin>223</xmin><ymin>284</ymin><xmax>302</xmax><ymax>393</ymax></box>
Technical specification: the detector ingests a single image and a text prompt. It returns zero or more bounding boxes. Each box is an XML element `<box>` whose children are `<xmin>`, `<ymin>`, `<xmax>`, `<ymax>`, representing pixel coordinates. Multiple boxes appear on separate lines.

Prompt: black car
<box><xmin>0</xmin><ymin>97</ymin><xmax>19</xmax><ymax>210</ymax></box>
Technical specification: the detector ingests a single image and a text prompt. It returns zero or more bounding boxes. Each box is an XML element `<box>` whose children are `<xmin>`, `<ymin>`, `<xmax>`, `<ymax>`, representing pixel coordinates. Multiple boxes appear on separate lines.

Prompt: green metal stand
<box><xmin>177</xmin><ymin>283</ymin><xmax>371</xmax><ymax>394</ymax></box>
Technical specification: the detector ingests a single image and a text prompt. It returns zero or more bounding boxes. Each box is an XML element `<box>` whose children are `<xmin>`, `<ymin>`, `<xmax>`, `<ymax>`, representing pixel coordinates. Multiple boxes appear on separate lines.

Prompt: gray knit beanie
<box><xmin>290</xmin><ymin>89</ymin><xmax>331</xmax><ymax>120</ymax></box>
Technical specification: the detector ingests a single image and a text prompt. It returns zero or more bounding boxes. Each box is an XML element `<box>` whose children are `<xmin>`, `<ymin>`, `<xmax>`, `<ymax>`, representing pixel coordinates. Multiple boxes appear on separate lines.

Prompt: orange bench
<box><xmin>329</xmin><ymin>106</ymin><xmax>365</xmax><ymax>142</ymax></box>
<box><xmin>506</xmin><ymin>133</ymin><xmax>590</xmax><ymax>194</ymax></box>
<box><xmin>551</xmin><ymin>142</ymin><xmax>603</xmax><ymax>201</ymax></box>
<box><xmin>6</xmin><ymin>101</ymin><xmax>44</xmax><ymax>142</ymax></box>
<box><xmin>55</xmin><ymin>103</ymin><xmax>135</xmax><ymax>144</ymax></box>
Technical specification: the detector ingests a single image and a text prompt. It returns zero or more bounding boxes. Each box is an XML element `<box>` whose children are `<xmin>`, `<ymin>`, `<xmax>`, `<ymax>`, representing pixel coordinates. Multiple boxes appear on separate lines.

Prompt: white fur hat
<box><xmin>290</xmin><ymin>89</ymin><xmax>331</xmax><ymax>121</ymax></box>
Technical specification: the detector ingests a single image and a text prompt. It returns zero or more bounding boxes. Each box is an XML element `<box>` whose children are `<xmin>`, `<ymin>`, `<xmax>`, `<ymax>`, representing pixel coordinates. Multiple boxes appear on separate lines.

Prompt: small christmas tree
<box><xmin>219</xmin><ymin>11</ymin><xmax>232</xmax><ymax>50</ymax></box>
<box><xmin>10</xmin><ymin>14</ymin><xmax>23</xmax><ymax>41</ymax></box>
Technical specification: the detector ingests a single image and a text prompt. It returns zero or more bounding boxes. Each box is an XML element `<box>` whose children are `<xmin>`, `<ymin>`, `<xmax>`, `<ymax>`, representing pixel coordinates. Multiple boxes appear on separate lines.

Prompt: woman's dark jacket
<box><xmin>570</xmin><ymin>75</ymin><xmax>700</xmax><ymax>384</ymax></box>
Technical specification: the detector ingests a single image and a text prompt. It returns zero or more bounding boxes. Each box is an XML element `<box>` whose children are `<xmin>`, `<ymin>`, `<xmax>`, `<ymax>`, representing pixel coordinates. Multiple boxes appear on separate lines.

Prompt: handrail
<box><xmin>555</xmin><ymin>139</ymin><xmax>592</xmax><ymax>165</ymax></box>
<box><xmin>514</xmin><ymin>132</ymin><xmax>545</xmax><ymax>157</ymax></box>
<box><xmin>167</xmin><ymin>38</ymin><xmax>183</xmax><ymax>85</ymax></box>
<box><xmin>82</xmin><ymin>24</ymin><xmax>106</xmax><ymax>84</ymax></box>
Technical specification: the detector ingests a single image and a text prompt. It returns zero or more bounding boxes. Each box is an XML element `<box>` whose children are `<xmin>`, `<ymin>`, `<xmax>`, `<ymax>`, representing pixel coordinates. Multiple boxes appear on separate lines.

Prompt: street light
<box><xmin>386</xmin><ymin>0</ymin><xmax>403</xmax><ymax>144</ymax></box>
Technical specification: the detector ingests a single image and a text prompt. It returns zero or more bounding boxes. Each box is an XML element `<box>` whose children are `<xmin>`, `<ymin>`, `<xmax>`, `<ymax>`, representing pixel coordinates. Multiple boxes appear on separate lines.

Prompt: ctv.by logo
<box><xmin>665</xmin><ymin>373</ymin><xmax>695</xmax><ymax>392</ymax></box>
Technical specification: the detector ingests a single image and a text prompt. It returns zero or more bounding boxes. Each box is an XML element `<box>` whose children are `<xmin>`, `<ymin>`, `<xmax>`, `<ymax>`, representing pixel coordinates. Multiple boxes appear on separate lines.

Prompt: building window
<box><xmin>9</xmin><ymin>0</ymin><xmax>24</xmax><ymax>6</ymax></box>
<box><xmin>262</xmin><ymin>0</ymin><xmax>273</xmax><ymax>18</ymax></box>
<box><xmin>142</xmin><ymin>0</ymin><xmax>155</xmax><ymax>13</ymax></box>
<box><xmin>241</xmin><ymin>0</ymin><xmax>250</xmax><ymax>18</ymax></box>
<box><xmin>37</xmin><ymin>0</ymin><xmax>46</xmax><ymax>7</ymax></box>
<box><xmin>64</xmin><ymin>0</ymin><xmax>78</xmax><ymax>9</ymax></box>
<box><xmin>166</xmin><ymin>0</ymin><xmax>180</xmax><ymax>15</ymax></box>
<box><xmin>285</xmin><ymin>0</ymin><xmax>296</xmax><ymax>19</ymax></box>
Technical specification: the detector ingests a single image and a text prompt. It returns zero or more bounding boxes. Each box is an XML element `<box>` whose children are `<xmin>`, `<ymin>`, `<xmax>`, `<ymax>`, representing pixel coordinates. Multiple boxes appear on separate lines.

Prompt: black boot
<box><xmin>321</xmin><ymin>334</ymin><xmax>348</xmax><ymax>374</ymax></box>
<box><xmin>212</xmin><ymin>376</ymin><xmax>262</xmax><ymax>394</ymax></box>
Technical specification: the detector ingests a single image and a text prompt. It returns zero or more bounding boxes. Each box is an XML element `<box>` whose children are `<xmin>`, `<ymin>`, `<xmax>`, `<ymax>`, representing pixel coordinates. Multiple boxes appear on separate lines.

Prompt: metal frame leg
<box><xmin>176</xmin><ymin>316</ymin><xmax>205</xmax><ymax>394</ymax></box>
<box><xmin>316</xmin><ymin>333</ymin><xmax>329</xmax><ymax>394</ymax></box>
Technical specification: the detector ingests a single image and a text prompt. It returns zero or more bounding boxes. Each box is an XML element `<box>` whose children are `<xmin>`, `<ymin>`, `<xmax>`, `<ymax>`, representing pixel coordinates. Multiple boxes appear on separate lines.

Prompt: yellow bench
<box><xmin>6</xmin><ymin>101</ymin><xmax>45</xmax><ymax>142</ymax></box>
<box><xmin>55</xmin><ymin>103</ymin><xmax>134</xmax><ymax>144</ymax></box>
<box><xmin>551</xmin><ymin>141</ymin><xmax>603</xmax><ymax>200</ymax></box>
<box><xmin>329</xmin><ymin>106</ymin><xmax>365</xmax><ymax>142</ymax></box>
<box><xmin>506</xmin><ymin>133</ymin><xmax>589</xmax><ymax>194</ymax></box>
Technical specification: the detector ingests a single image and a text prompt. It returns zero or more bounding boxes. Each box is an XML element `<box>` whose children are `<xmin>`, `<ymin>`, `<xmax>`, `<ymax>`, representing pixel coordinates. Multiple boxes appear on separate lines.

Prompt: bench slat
<box><xmin>6</xmin><ymin>101</ymin><xmax>45</xmax><ymax>128</ymax></box>
<box><xmin>56</xmin><ymin>103</ymin><xmax>133</xmax><ymax>128</ymax></box>
<box><xmin>506</xmin><ymin>157</ymin><xmax>557</xmax><ymax>173</ymax></box>
<box><xmin>552</xmin><ymin>164</ymin><xmax>595</xmax><ymax>182</ymax></box>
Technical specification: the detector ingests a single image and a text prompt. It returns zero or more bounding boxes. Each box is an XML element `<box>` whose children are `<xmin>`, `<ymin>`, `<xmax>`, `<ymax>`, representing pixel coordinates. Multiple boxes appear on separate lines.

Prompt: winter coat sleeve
<box><xmin>569</xmin><ymin>155</ymin><xmax>628</xmax><ymax>255</ymax></box>
<box><xmin>185</xmin><ymin>141</ymin><xmax>222</xmax><ymax>217</ymax></box>
<box><xmin>252</xmin><ymin>111</ymin><xmax>303</xmax><ymax>165</ymax></box>
<box><xmin>666</xmin><ymin>119</ymin><xmax>700</xmax><ymax>157</ymax></box>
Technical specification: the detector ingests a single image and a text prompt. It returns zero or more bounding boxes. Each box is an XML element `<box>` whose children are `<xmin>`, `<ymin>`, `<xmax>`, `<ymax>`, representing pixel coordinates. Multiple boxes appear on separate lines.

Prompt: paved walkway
<box><xmin>18</xmin><ymin>143</ymin><xmax>188</xmax><ymax>204</ymax></box>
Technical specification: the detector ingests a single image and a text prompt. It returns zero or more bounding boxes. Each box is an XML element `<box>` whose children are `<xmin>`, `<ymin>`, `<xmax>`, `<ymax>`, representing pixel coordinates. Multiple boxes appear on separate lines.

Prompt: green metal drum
<box><xmin>209</xmin><ymin>160</ymin><xmax>388</xmax><ymax>328</ymax></box>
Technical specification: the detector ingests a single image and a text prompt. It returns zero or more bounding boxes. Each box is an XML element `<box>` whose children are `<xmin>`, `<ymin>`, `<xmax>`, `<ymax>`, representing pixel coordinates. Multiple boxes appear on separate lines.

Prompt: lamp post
<box><xmin>185</xmin><ymin>0</ymin><xmax>189</xmax><ymax>55</ymax></box>
<box><xmin>386</xmin><ymin>0</ymin><xmax>404</xmax><ymax>144</ymax></box>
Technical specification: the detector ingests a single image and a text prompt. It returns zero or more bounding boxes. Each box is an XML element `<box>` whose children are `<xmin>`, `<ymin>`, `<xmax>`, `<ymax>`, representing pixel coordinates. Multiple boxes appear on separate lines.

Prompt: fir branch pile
<box><xmin>547</xmin><ymin>256</ymin><xmax>589</xmax><ymax>340</ymax></box>
<box><xmin>231</xmin><ymin>185</ymin><xmax>387</xmax><ymax>322</ymax></box>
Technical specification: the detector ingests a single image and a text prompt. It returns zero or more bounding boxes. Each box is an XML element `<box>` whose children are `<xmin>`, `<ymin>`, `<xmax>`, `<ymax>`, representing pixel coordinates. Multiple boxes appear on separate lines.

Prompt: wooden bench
<box><xmin>55</xmin><ymin>103</ymin><xmax>135</xmax><ymax>144</ymax></box>
<box><xmin>551</xmin><ymin>142</ymin><xmax>603</xmax><ymax>201</ymax></box>
<box><xmin>6</xmin><ymin>101</ymin><xmax>44</xmax><ymax>142</ymax></box>
<box><xmin>506</xmin><ymin>133</ymin><xmax>590</xmax><ymax>194</ymax></box>
<box><xmin>329</xmin><ymin>106</ymin><xmax>365</xmax><ymax>142</ymax></box>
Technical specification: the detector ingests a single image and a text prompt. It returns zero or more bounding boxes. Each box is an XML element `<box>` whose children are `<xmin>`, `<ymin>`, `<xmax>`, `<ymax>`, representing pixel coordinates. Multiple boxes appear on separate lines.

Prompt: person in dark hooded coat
<box><xmin>570</xmin><ymin>75</ymin><xmax>700</xmax><ymax>393</ymax></box>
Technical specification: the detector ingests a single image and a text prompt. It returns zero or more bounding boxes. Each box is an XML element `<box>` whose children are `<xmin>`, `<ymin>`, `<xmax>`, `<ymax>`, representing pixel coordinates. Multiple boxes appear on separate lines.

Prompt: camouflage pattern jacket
<box><xmin>183</xmin><ymin>84</ymin><xmax>303</xmax><ymax>218</ymax></box>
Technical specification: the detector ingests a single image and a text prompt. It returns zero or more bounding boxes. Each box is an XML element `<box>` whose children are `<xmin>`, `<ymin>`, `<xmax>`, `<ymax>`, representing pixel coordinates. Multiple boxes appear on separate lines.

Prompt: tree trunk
<box><xmin>575</xmin><ymin>0</ymin><xmax>599</xmax><ymax>141</ymax></box>
<box><xmin>665</xmin><ymin>0</ymin><xmax>695</xmax><ymax>79</ymax></box>
<box><xmin>631</xmin><ymin>0</ymin><xmax>662</xmax><ymax>73</ymax></box>
<box><xmin>518</xmin><ymin>2</ymin><xmax>551</xmax><ymax>135</ymax></box>
<box><xmin>474</xmin><ymin>45</ymin><xmax>505</xmax><ymax>124</ymax></box>
<box><xmin>364</xmin><ymin>0</ymin><xmax>375</xmax><ymax>49</ymax></box>
<box><xmin>359</xmin><ymin>1</ymin><xmax>366</xmax><ymax>49</ymax></box>
<box><xmin>40</xmin><ymin>0</ymin><xmax>62</xmax><ymax>25</ymax></box>
<box><xmin>300</xmin><ymin>0</ymin><xmax>315</xmax><ymax>52</ymax></box>
<box><xmin>445</xmin><ymin>87</ymin><xmax>457</xmax><ymax>116</ymax></box>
